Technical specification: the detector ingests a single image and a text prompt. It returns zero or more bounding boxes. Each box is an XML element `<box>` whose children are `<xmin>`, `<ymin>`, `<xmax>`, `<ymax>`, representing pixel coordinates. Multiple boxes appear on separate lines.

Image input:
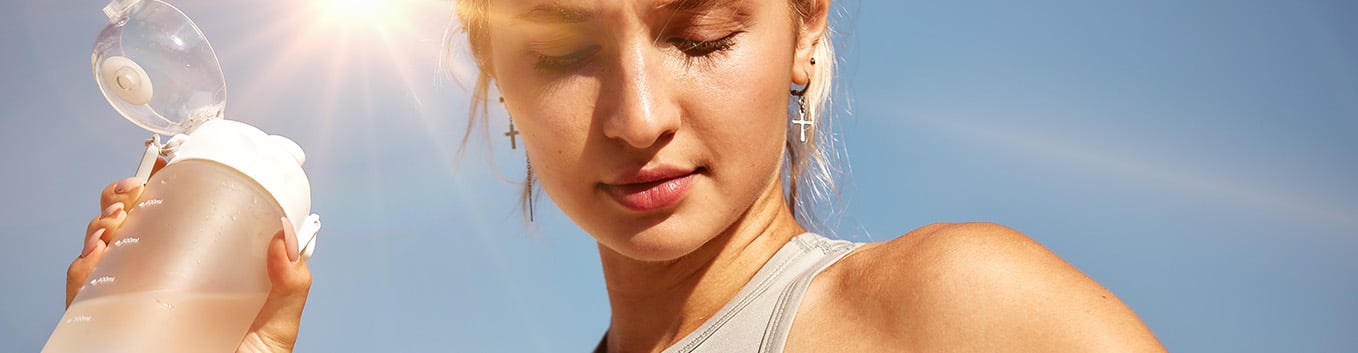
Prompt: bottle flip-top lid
<box><xmin>94</xmin><ymin>0</ymin><xmax>319</xmax><ymax>258</ymax></box>
<box><xmin>94</xmin><ymin>0</ymin><xmax>225</xmax><ymax>136</ymax></box>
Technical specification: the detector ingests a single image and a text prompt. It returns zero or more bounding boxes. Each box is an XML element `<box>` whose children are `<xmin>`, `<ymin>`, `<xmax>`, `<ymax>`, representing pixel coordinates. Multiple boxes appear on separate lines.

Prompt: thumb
<box><xmin>243</xmin><ymin>226</ymin><xmax>312</xmax><ymax>351</ymax></box>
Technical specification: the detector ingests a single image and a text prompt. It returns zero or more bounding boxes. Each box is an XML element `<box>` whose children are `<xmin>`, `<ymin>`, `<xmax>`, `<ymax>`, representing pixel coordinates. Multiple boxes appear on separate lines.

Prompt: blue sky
<box><xmin>2</xmin><ymin>0</ymin><xmax>1355</xmax><ymax>352</ymax></box>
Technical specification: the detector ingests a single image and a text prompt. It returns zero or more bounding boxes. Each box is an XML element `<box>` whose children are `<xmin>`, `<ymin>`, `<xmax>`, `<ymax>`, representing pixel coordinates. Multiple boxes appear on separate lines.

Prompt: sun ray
<box><xmin>213</xmin><ymin>9</ymin><xmax>319</xmax><ymax>68</ymax></box>
<box><xmin>212</xmin><ymin>0</ymin><xmax>492</xmax><ymax>196</ymax></box>
<box><xmin>309</xmin><ymin>21</ymin><xmax>354</xmax><ymax>159</ymax></box>
<box><xmin>916</xmin><ymin>116</ymin><xmax>1358</xmax><ymax>233</ymax></box>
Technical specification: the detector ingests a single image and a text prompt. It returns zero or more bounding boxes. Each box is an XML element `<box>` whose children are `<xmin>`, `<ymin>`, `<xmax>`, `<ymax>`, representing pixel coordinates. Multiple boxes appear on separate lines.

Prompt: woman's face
<box><xmin>487</xmin><ymin>0</ymin><xmax>811</xmax><ymax>261</ymax></box>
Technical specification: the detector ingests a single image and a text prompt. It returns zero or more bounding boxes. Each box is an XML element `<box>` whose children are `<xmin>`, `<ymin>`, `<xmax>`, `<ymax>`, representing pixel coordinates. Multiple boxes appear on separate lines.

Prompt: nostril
<box><xmin>606</xmin><ymin>117</ymin><xmax>679</xmax><ymax>149</ymax></box>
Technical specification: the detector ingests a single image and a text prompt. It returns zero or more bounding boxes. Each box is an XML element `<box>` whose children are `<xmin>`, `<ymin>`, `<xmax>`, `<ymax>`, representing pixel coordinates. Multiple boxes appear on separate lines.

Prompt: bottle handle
<box><xmin>133</xmin><ymin>135</ymin><xmax>161</xmax><ymax>184</ymax></box>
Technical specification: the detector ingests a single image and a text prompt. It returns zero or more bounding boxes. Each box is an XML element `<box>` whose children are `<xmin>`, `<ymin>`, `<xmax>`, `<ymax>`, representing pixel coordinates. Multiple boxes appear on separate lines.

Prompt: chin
<box><xmin>573</xmin><ymin>182</ymin><xmax>744</xmax><ymax>262</ymax></box>
<box><xmin>595</xmin><ymin>218</ymin><xmax>721</xmax><ymax>262</ymax></box>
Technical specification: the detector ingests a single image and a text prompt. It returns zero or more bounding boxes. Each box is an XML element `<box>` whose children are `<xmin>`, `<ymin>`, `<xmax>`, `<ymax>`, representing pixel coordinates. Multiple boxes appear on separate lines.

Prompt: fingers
<box><xmin>245</xmin><ymin>229</ymin><xmax>313</xmax><ymax>351</ymax></box>
<box><xmin>72</xmin><ymin>163</ymin><xmax>164</xmax><ymax>309</ymax></box>
<box><xmin>67</xmin><ymin>229</ymin><xmax>108</xmax><ymax>308</ymax></box>
<box><xmin>86</xmin><ymin>203</ymin><xmax>128</xmax><ymax>244</ymax></box>
<box><xmin>73</xmin><ymin>202</ymin><xmax>127</xmax><ymax>306</ymax></box>
<box><xmin>99</xmin><ymin>157</ymin><xmax>165</xmax><ymax>214</ymax></box>
<box><xmin>100</xmin><ymin>178</ymin><xmax>144</xmax><ymax>216</ymax></box>
<box><xmin>71</xmin><ymin>184</ymin><xmax>135</xmax><ymax>308</ymax></box>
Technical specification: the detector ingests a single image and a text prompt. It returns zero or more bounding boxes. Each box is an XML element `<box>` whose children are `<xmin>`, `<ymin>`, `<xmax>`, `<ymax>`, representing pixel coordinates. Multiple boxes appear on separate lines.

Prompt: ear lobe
<box><xmin>791</xmin><ymin>0</ymin><xmax>831</xmax><ymax>86</ymax></box>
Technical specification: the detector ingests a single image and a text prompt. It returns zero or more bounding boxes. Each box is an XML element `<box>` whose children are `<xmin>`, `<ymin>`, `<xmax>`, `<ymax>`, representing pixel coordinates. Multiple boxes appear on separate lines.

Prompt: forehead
<box><xmin>496</xmin><ymin>0</ymin><xmax>747</xmax><ymax>25</ymax></box>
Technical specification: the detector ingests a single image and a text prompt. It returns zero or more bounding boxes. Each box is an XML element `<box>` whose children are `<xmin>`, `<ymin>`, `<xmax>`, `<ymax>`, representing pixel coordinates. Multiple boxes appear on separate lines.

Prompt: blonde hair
<box><xmin>446</xmin><ymin>0</ymin><xmax>843</xmax><ymax>230</ymax></box>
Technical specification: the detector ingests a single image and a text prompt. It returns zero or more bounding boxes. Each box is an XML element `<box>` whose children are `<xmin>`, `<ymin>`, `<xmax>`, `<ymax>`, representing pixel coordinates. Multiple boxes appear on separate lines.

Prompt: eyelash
<box><xmin>533</xmin><ymin>32</ymin><xmax>742</xmax><ymax>72</ymax></box>
<box><xmin>670</xmin><ymin>31</ymin><xmax>741</xmax><ymax>57</ymax></box>
<box><xmin>535</xmin><ymin>45</ymin><xmax>600</xmax><ymax>72</ymax></box>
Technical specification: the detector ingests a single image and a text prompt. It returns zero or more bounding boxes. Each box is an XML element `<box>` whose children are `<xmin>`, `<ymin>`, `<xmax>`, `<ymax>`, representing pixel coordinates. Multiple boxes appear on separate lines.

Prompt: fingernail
<box><xmin>82</xmin><ymin>229</ymin><xmax>105</xmax><ymax>258</ymax></box>
<box><xmin>114</xmin><ymin>178</ymin><xmax>141</xmax><ymax>194</ymax></box>
<box><xmin>102</xmin><ymin>202</ymin><xmax>124</xmax><ymax>218</ymax></box>
<box><xmin>281</xmin><ymin>217</ymin><xmax>299</xmax><ymax>263</ymax></box>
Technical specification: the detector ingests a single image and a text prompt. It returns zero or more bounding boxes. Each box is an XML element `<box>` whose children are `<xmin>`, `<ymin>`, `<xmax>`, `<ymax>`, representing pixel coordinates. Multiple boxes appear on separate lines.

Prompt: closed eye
<box><xmin>535</xmin><ymin>45</ymin><xmax>601</xmax><ymax>72</ymax></box>
<box><xmin>669</xmin><ymin>31</ymin><xmax>741</xmax><ymax>57</ymax></box>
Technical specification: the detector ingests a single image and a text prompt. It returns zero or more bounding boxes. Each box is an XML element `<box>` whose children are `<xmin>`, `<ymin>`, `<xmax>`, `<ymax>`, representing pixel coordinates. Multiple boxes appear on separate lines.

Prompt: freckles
<box><xmin>684</xmin><ymin>63</ymin><xmax>787</xmax><ymax>160</ymax></box>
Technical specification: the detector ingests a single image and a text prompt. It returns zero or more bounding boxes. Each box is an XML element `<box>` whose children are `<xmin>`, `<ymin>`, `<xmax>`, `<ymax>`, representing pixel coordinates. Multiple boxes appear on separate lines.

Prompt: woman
<box><xmin>69</xmin><ymin>0</ymin><xmax>1166</xmax><ymax>352</ymax></box>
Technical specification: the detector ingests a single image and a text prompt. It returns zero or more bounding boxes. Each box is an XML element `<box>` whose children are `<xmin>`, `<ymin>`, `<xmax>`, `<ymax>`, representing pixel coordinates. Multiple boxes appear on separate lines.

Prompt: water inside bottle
<box><xmin>42</xmin><ymin>292</ymin><xmax>267</xmax><ymax>353</ymax></box>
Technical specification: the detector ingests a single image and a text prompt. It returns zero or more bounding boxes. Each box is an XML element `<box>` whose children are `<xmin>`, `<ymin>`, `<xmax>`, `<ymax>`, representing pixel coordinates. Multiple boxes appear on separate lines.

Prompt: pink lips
<box><xmin>602</xmin><ymin>167</ymin><xmax>700</xmax><ymax>212</ymax></box>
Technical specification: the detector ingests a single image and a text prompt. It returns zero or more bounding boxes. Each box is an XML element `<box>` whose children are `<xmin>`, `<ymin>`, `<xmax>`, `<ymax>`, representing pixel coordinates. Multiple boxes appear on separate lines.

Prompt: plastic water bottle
<box><xmin>42</xmin><ymin>120</ymin><xmax>320</xmax><ymax>353</ymax></box>
<box><xmin>41</xmin><ymin>1</ymin><xmax>320</xmax><ymax>352</ymax></box>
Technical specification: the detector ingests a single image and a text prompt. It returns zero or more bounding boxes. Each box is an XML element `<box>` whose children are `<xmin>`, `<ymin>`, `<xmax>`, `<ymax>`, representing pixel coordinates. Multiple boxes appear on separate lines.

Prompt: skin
<box><xmin>483</xmin><ymin>0</ymin><xmax>1168</xmax><ymax>352</ymax></box>
<box><xmin>487</xmin><ymin>0</ymin><xmax>804</xmax><ymax>262</ymax></box>
<box><xmin>486</xmin><ymin>0</ymin><xmax>812</xmax><ymax>348</ymax></box>
<box><xmin>67</xmin><ymin>0</ymin><xmax>1166</xmax><ymax>352</ymax></box>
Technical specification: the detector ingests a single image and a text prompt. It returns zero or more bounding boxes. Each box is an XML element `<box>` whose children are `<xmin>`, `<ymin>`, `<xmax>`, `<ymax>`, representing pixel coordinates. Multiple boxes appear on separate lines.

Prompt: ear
<box><xmin>791</xmin><ymin>0</ymin><xmax>831</xmax><ymax>86</ymax></box>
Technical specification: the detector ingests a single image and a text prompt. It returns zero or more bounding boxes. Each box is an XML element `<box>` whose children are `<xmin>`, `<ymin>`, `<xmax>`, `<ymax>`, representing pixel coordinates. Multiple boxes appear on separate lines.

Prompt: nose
<box><xmin>600</xmin><ymin>41</ymin><xmax>680</xmax><ymax>149</ymax></box>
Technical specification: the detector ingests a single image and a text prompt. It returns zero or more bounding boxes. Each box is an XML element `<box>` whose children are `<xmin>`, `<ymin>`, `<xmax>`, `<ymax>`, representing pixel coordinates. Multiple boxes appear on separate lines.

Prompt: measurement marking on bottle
<box><xmin>64</xmin><ymin>315</ymin><xmax>92</xmax><ymax>324</ymax></box>
<box><xmin>89</xmin><ymin>276</ymin><xmax>115</xmax><ymax>286</ymax></box>
<box><xmin>137</xmin><ymin>199</ymin><xmax>164</xmax><ymax>208</ymax></box>
<box><xmin>113</xmin><ymin>237</ymin><xmax>140</xmax><ymax>247</ymax></box>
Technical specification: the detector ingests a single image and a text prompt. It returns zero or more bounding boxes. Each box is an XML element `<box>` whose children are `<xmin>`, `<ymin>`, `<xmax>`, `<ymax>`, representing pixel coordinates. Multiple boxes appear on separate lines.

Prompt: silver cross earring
<box><xmin>501</xmin><ymin>97</ymin><xmax>520</xmax><ymax>149</ymax></box>
<box><xmin>790</xmin><ymin>57</ymin><xmax>815</xmax><ymax>143</ymax></box>
<box><xmin>501</xmin><ymin>96</ymin><xmax>533</xmax><ymax>221</ymax></box>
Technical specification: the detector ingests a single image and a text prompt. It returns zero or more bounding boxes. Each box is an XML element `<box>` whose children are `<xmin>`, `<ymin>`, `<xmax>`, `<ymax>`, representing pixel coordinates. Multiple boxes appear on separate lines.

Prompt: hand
<box><xmin>66</xmin><ymin>161</ymin><xmax>313</xmax><ymax>353</ymax></box>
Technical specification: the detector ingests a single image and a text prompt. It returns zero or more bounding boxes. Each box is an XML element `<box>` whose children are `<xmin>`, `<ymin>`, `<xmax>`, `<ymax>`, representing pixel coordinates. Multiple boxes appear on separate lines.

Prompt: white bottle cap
<box><xmin>166</xmin><ymin>119</ymin><xmax>319</xmax><ymax>259</ymax></box>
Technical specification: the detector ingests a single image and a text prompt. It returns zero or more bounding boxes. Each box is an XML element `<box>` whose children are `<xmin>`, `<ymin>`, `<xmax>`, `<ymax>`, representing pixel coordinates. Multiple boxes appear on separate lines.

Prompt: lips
<box><xmin>602</xmin><ymin>167</ymin><xmax>701</xmax><ymax>212</ymax></box>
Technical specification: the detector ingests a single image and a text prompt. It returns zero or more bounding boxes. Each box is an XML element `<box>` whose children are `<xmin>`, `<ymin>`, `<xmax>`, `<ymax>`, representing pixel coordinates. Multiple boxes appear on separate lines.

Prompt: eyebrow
<box><xmin>514</xmin><ymin>3</ymin><xmax>593</xmax><ymax>24</ymax></box>
<box><xmin>658</xmin><ymin>0</ymin><xmax>732</xmax><ymax>11</ymax></box>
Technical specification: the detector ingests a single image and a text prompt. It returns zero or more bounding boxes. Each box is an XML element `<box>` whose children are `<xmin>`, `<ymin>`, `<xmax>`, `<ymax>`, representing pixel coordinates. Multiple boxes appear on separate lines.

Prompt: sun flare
<box><xmin>227</xmin><ymin>0</ymin><xmax>475</xmax><ymax>166</ymax></box>
<box><xmin>315</xmin><ymin>0</ymin><xmax>402</xmax><ymax>28</ymax></box>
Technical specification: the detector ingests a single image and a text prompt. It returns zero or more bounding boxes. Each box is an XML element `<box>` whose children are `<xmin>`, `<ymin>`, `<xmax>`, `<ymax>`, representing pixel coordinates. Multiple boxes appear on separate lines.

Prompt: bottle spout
<box><xmin>298</xmin><ymin>214</ymin><xmax>321</xmax><ymax>261</ymax></box>
<box><xmin>103</xmin><ymin>0</ymin><xmax>144</xmax><ymax>21</ymax></box>
<box><xmin>133</xmin><ymin>135</ymin><xmax>163</xmax><ymax>184</ymax></box>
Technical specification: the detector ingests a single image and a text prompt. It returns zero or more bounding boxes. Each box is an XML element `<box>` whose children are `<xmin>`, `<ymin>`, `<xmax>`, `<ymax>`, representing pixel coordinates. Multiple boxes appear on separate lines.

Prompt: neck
<box><xmin>597</xmin><ymin>183</ymin><xmax>805</xmax><ymax>353</ymax></box>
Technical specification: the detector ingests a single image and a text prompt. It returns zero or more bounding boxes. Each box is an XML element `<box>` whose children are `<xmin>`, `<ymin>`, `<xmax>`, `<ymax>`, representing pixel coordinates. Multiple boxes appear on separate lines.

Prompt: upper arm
<box><xmin>838</xmin><ymin>222</ymin><xmax>1165</xmax><ymax>352</ymax></box>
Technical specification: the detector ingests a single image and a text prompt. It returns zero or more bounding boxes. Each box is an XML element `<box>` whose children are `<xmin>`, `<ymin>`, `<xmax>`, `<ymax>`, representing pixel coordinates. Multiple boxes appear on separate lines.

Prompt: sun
<box><xmin>226</xmin><ymin>0</ymin><xmax>471</xmax><ymax>161</ymax></box>
<box><xmin>314</xmin><ymin>0</ymin><xmax>403</xmax><ymax>28</ymax></box>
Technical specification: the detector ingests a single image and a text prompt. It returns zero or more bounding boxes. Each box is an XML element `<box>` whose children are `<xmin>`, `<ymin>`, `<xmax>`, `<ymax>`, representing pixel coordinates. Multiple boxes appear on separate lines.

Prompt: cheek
<box><xmin>515</xmin><ymin>87</ymin><xmax>599</xmax><ymax>206</ymax></box>
<box><xmin>689</xmin><ymin>44</ymin><xmax>795</xmax><ymax>170</ymax></box>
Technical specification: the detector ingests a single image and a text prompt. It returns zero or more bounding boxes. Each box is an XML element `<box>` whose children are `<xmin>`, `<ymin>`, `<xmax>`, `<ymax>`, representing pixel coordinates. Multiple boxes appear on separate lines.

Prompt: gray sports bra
<box><xmin>594</xmin><ymin>233</ymin><xmax>863</xmax><ymax>353</ymax></box>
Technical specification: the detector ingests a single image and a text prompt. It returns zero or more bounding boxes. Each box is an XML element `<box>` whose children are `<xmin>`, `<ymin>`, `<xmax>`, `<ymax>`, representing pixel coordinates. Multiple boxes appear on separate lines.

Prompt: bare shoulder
<box><xmin>806</xmin><ymin>223</ymin><xmax>1165</xmax><ymax>352</ymax></box>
